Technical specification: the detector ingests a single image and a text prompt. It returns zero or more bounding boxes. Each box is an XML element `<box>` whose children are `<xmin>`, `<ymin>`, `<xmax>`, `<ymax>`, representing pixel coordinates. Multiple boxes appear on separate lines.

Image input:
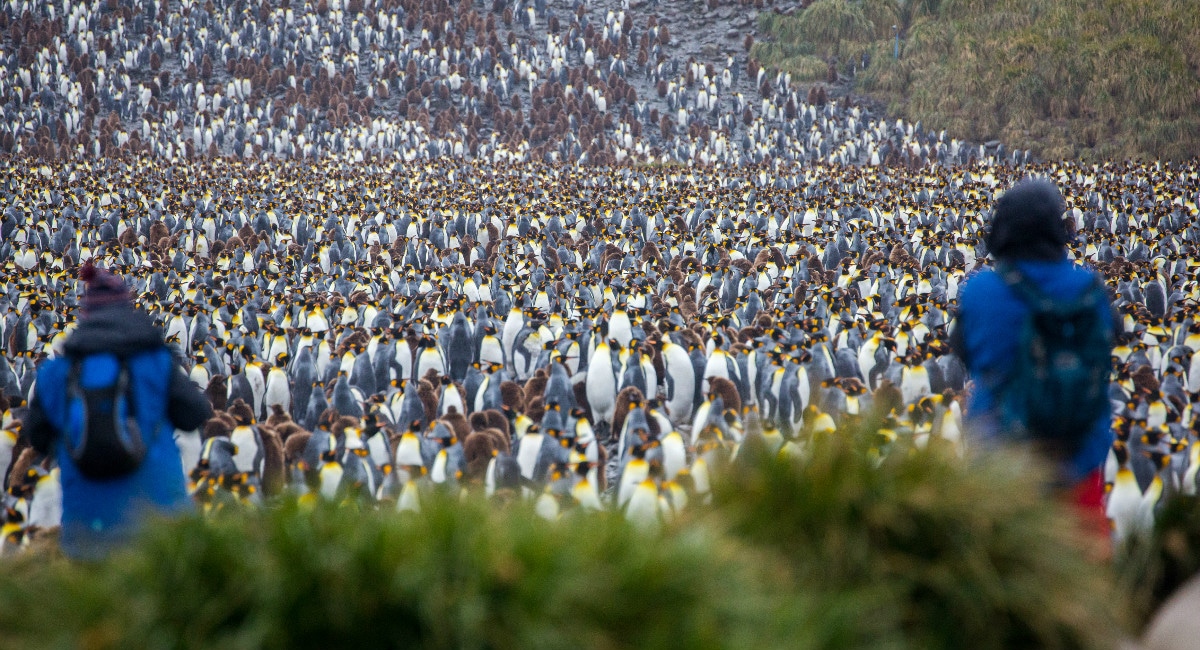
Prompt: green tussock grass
<box><xmin>0</xmin><ymin>434</ymin><xmax>1130</xmax><ymax>649</ymax></box>
<box><xmin>1116</xmin><ymin>495</ymin><xmax>1200</xmax><ymax>631</ymax></box>
<box><xmin>756</xmin><ymin>0</ymin><xmax>1200</xmax><ymax>161</ymax></box>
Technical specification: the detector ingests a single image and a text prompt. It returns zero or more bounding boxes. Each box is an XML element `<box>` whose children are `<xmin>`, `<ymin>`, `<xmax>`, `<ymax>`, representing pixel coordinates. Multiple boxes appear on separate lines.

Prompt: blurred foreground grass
<box><xmin>0</xmin><ymin>436</ymin><xmax>1130</xmax><ymax>650</ymax></box>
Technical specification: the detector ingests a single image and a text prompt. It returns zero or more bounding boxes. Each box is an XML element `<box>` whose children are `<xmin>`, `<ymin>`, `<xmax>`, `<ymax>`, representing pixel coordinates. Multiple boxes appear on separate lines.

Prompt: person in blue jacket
<box><xmin>24</xmin><ymin>263</ymin><xmax>211</xmax><ymax>560</ymax></box>
<box><xmin>951</xmin><ymin>178</ymin><xmax>1117</xmax><ymax>487</ymax></box>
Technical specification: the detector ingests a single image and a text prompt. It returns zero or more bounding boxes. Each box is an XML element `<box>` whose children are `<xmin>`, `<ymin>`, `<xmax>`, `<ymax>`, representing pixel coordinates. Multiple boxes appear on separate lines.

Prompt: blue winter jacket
<box><xmin>953</xmin><ymin>257</ymin><xmax>1116</xmax><ymax>483</ymax></box>
<box><xmin>27</xmin><ymin>306</ymin><xmax>210</xmax><ymax>560</ymax></box>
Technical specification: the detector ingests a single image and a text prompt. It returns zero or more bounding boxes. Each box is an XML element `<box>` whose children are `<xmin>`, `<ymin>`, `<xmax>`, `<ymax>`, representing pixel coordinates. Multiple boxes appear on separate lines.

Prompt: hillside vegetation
<box><xmin>754</xmin><ymin>0</ymin><xmax>1200</xmax><ymax>161</ymax></box>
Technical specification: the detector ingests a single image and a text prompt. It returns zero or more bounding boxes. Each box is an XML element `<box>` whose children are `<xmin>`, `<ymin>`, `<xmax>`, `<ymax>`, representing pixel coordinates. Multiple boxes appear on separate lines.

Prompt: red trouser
<box><xmin>1068</xmin><ymin>469</ymin><xmax>1111</xmax><ymax>546</ymax></box>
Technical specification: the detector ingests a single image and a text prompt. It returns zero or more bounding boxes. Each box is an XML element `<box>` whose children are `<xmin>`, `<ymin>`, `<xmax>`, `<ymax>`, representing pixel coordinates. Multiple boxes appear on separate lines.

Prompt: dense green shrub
<box><xmin>0</xmin><ymin>495</ymin><xmax>882</xmax><ymax>650</ymax></box>
<box><xmin>756</xmin><ymin>0</ymin><xmax>1200</xmax><ymax>161</ymax></box>
<box><xmin>1116</xmin><ymin>495</ymin><xmax>1200</xmax><ymax>630</ymax></box>
<box><xmin>0</xmin><ymin>435</ymin><xmax>1130</xmax><ymax>649</ymax></box>
<box><xmin>712</xmin><ymin>434</ymin><xmax>1127</xmax><ymax>649</ymax></box>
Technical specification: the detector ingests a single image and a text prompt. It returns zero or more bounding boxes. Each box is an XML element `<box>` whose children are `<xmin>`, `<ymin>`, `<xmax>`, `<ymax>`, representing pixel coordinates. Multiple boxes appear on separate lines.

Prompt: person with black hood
<box><xmin>24</xmin><ymin>262</ymin><xmax>211</xmax><ymax>560</ymax></box>
<box><xmin>951</xmin><ymin>178</ymin><xmax>1116</xmax><ymax>538</ymax></box>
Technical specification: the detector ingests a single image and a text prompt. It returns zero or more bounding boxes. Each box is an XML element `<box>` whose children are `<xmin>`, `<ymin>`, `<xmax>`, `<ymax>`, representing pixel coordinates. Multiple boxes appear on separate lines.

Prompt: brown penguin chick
<box><xmin>266</xmin><ymin>403</ymin><xmax>292</xmax><ymax>428</ymax></box>
<box><xmin>213</xmin><ymin>411</ymin><xmax>238</xmax><ymax>430</ymax></box>
<box><xmin>462</xmin><ymin>429</ymin><xmax>497</xmax><ymax>480</ymax></box>
<box><xmin>417</xmin><ymin>379</ymin><xmax>440</xmax><ymax>424</ymax></box>
<box><xmin>589</xmin><ymin>442</ymin><xmax>611</xmax><ymax>491</ymax></box>
<box><xmin>677</xmin><ymin>328</ymin><xmax>704</xmax><ymax>350</ymax></box>
<box><xmin>331</xmin><ymin>415</ymin><xmax>359</xmax><ymax>439</ymax></box>
<box><xmin>283</xmin><ymin>431</ymin><xmax>312</xmax><ymax>466</ymax></box>
<box><xmin>6</xmin><ymin>448</ymin><xmax>36</xmax><ymax>493</ymax></box>
<box><xmin>1131</xmin><ymin>364</ymin><xmax>1160</xmax><ymax>396</ymax></box>
<box><xmin>237</xmin><ymin>222</ymin><xmax>255</xmax><ymax>243</ymax></box>
<box><xmin>807</xmin><ymin>255</ymin><xmax>825</xmax><ymax>281</ymax></box>
<box><xmin>275</xmin><ymin>422</ymin><xmax>305</xmax><ymax>443</ymax></box>
<box><xmin>872</xmin><ymin>379</ymin><xmax>904</xmax><ymax>418</ymax></box>
<box><xmin>258</xmin><ymin>425</ymin><xmax>285</xmax><ymax>495</ymax></box>
<box><xmin>440</xmin><ymin>407</ymin><xmax>471</xmax><ymax>441</ymax></box>
<box><xmin>708</xmin><ymin>376</ymin><xmax>742</xmax><ymax>414</ymax></box>
<box><xmin>752</xmin><ymin>248</ymin><xmax>772</xmax><ymax>269</ymax></box>
<box><xmin>525</xmin><ymin>395</ymin><xmax>547</xmax><ymax>423</ymax></box>
<box><xmin>611</xmin><ymin>386</ymin><xmax>646</xmax><ymax>442</ymax></box>
<box><xmin>500</xmin><ymin>381</ymin><xmax>525</xmax><ymax>414</ymax></box>
<box><xmin>484</xmin><ymin>409</ymin><xmax>510</xmax><ymax>440</ymax></box>
<box><xmin>888</xmin><ymin>243</ymin><xmax>912</xmax><ymax>268</ymax></box>
<box><xmin>862</xmin><ymin>250</ymin><xmax>885</xmax><ymax>269</ymax></box>
<box><xmin>118</xmin><ymin>227</ymin><xmax>138</xmax><ymax>247</ymax></box>
<box><xmin>641</xmin><ymin>241</ymin><xmax>664</xmax><ymax>267</ymax></box>
<box><xmin>469</xmin><ymin>411</ymin><xmax>491</xmax><ymax>432</ymax></box>
<box><xmin>149</xmin><ymin>220</ymin><xmax>169</xmax><ymax>244</ymax></box>
<box><xmin>228</xmin><ymin>399</ymin><xmax>255</xmax><ymax>426</ymax></box>
<box><xmin>203</xmin><ymin>418</ymin><xmax>232</xmax><ymax>440</ymax></box>
<box><xmin>2</xmin><ymin>434</ymin><xmax>28</xmax><ymax>491</ymax></box>
<box><xmin>523</xmin><ymin>369</ymin><xmax>549</xmax><ymax>405</ymax></box>
<box><xmin>572</xmin><ymin>381</ymin><xmax>591</xmax><ymax>419</ymax></box>
<box><xmin>318</xmin><ymin>407</ymin><xmax>340</xmax><ymax>431</ymax></box>
<box><xmin>482</xmin><ymin>427</ymin><xmax>511</xmax><ymax>455</ymax></box>
<box><xmin>679</xmin><ymin>296</ymin><xmax>698</xmax><ymax>320</ymax></box>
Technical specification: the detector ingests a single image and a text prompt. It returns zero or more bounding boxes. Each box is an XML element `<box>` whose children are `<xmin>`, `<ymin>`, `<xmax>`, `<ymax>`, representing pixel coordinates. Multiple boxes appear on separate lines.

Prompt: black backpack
<box><xmin>996</xmin><ymin>263</ymin><xmax>1113</xmax><ymax>458</ymax></box>
<box><xmin>64</xmin><ymin>357</ymin><xmax>147</xmax><ymax>479</ymax></box>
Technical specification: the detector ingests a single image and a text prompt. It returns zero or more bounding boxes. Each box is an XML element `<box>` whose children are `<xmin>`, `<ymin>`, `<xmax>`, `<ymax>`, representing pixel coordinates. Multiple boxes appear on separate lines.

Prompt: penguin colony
<box><xmin>0</xmin><ymin>0</ymin><xmax>1012</xmax><ymax>166</ymax></box>
<box><xmin>1</xmin><ymin>156</ymin><xmax>1199</xmax><ymax>553</ymax></box>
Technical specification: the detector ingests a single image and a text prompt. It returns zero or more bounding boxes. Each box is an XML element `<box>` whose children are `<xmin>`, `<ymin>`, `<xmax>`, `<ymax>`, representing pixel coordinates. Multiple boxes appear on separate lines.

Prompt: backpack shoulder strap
<box><xmin>996</xmin><ymin>262</ymin><xmax>1056</xmax><ymax>313</ymax></box>
<box><xmin>66</xmin><ymin>357</ymin><xmax>84</xmax><ymax>396</ymax></box>
<box><xmin>997</xmin><ymin>263</ymin><xmax>1105</xmax><ymax>315</ymax></box>
<box><xmin>116</xmin><ymin>357</ymin><xmax>137</xmax><ymax>412</ymax></box>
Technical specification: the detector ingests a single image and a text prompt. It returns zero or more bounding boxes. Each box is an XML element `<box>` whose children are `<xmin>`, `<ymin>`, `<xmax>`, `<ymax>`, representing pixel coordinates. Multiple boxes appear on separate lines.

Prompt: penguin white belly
<box><xmin>479</xmin><ymin>337</ymin><xmax>505</xmax><ymax>366</ymax></box>
<box><xmin>367</xmin><ymin>434</ymin><xmax>392</xmax><ymax>470</ymax></box>
<box><xmin>701</xmin><ymin>353</ymin><xmax>731</xmax><ymax>394</ymax></box>
<box><xmin>662</xmin><ymin>433</ymin><xmax>687</xmax><ymax>480</ymax></box>
<box><xmin>230</xmin><ymin>427</ymin><xmax>264</xmax><ymax>475</ymax></box>
<box><xmin>624</xmin><ymin>481</ymin><xmax>660</xmax><ymax>529</ymax></box>
<box><xmin>641</xmin><ymin>357</ymin><xmax>658</xmax><ymax>399</ymax></box>
<box><xmin>439</xmin><ymin>386</ymin><xmax>465</xmax><ymax>416</ymax></box>
<box><xmin>264</xmin><ymin>372</ymin><xmax>291</xmax><ymax>413</ymax></box>
<box><xmin>572</xmin><ymin>479</ymin><xmax>603</xmax><ymax>510</ymax></box>
<box><xmin>319</xmin><ymin>463</ymin><xmax>344</xmax><ymax>500</ymax></box>
<box><xmin>609</xmin><ymin>313</ymin><xmax>632</xmax><ymax>348</ymax></box>
<box><xmin>246</xmin><ymin>367</ymin><xmax>266</xmax><ymax>416</ymax></box>
<box><xmin>535</xmin><ymin>492</ymin><xmax>559</xmax><ymax>520</ymax></box>
<box><xmin>309</xmin><ymin>311</ymin><xmax>330</xmax><ymax>333</ymax></box>
<box><xmin>517</xmin><ymin>433</ymin><xmax>545</xmax><ymax>480</ymax></box>
<box><xmin>28</xmin><ymin>470</ymin><xmax>63</xmax><ymax>529</ymax></box>
<box><xmin>175</xmin><ymin>429</ymin><xmax>203</xmax><ymax>472</ymax></box>
<box><xmin>617</xmin><ymin>459</ymin><xmax>649</xmax><ymax>507</ymax></box>
<box><xmin>1187</xmin><ymin>353</ymin><xmax>1200</xmax><ymax>393</ymax></box>
<box><xmin>502</xmin><ymin>312</ymin><xmax>524</xmax><ymax>366</ymax></box>
<box><xmin>430</xmin><ymin>450</ymin><xmax>451</xmax><ymax>484</ymax></box>
<box><xmin>394</xmin><ymin>342</ymin><xmax>413</xmax><ymax>381</ymax></box>
<box><xmin>900</xmin><ymin>367</ymin><xmax>931</xmax><ymax>405</ymax></box>
<box><xmin>416</xmin><ymin>349</ymin><xmax>445</xmax><ymax>379</ymax></box>
<box><xmin>586</xmin><ymin>357</ymin><xmax>617</xmax><ymax>425</ymax></box>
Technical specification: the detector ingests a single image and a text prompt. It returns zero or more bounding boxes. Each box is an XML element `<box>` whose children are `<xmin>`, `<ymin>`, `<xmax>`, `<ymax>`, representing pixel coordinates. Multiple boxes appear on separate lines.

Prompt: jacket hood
<box><xmin>63</xmin><ymin>305</ymin><xmax>166</xmax><ymax>358</ymax></box>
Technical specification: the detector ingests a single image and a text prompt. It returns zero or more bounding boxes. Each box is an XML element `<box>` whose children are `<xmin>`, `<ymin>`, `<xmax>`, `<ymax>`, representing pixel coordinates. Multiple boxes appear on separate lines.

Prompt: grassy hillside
<box><xmin>754</xmin><ymin>0</ymin><xmax>1200</xmax><ymax>161</ymax></box>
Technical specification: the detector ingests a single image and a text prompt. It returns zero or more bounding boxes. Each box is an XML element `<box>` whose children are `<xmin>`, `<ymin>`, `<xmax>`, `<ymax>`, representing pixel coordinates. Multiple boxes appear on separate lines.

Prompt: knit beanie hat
<box><xmin>78</xmin><ymin>261</ymin><xmax>133</xmax><ymax>315</ymax></box>
<box><xmin>985</xmin><ymin>178</ymin><xmax>1069</xmax><ymax>262</ymax></box>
